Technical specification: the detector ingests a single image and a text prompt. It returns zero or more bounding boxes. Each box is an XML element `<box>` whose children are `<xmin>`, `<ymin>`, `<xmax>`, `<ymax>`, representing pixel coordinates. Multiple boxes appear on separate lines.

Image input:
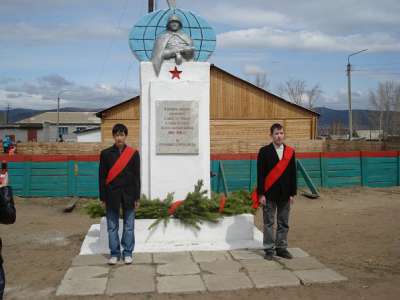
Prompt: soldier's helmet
<box><xmin>167</xmin><ymin>14</ymin><xmax>183</xmax><ymax>28</ymax></box>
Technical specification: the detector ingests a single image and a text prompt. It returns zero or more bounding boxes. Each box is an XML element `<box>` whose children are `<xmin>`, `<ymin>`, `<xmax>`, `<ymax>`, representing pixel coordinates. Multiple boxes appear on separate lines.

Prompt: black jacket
<box><xmin>257</xmin><ymin>143</ymin><xmax>297</xmax><ymax>201</ymax></box>
<box><xmin>0</xmin><ymin>186</ymin><xmax>16</xmax><ymax>265</ymax></box>
<box><xmin>99</xmin><ymin>144</ymin><xmax>141</xmax><ymax>211</ymax></box>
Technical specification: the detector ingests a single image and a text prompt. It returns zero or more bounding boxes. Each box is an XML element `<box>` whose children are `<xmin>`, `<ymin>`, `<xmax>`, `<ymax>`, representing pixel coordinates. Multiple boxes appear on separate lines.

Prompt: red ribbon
<box><xmin>252</xmin><ymin>145</ymin><xmax>294</xmax><ymax>209</ymax></box>
<box><xmin>219</xmin><ymin>195</ymin><xmax>227</xmax><ymax>213</ymax></box>
<box><xmin>168</xmin><ymin>200</ymin><xmax>184</xmax><ymax>215</ymax></box>
<box><xmin>106</xmin><ymin>146</ymin><xmax>136</xmax><ymax>185</ymax></box>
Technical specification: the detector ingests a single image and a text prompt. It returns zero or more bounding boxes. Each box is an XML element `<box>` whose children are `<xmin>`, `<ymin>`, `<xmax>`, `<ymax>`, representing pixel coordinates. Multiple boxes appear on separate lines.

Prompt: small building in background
<box><xmin>75</xmin><ymin>127</ymin><xmax>101</xmax><ymax>143</ymax></box>
<box><xmin>356</xmin><ymin>130</ymin><xmax>383</xmax><ymax>140</ymax></box>
<box><xmin>0</xmin><ymin>123</ymin><xmax>43</xmax><ymax>143</ymax></box>
<box><xmin>17</xmin><ymin>112</ymin><xmax>101</xmax><ymax>142</ymax></box>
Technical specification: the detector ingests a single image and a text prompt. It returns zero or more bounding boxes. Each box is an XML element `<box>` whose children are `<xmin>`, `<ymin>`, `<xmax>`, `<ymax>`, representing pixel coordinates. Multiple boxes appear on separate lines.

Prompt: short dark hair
<box><xmin>112</xmin><ymin>123</ymin><xmax>128</xmax><ymax>136</ymax></box>
<box><xmin>270</xmin><ymin>123</ymin><xmax>284</xmax><ymax>134</ymax></box>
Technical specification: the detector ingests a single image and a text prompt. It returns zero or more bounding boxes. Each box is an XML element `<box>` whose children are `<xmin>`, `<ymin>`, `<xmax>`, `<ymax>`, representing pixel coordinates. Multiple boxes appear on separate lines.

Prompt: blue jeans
<box><xmin>106</xmin><ymin>207</ymin><xmax>135</xmax><ymax>259</ymax></box>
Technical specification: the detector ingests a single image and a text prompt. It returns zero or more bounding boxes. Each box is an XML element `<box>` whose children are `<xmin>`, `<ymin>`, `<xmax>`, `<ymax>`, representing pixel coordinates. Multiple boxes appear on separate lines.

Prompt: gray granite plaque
<box><xmin>156</xmin><ymin>100</ymin><xmax>199</xmax><ymax>154</ymax></box>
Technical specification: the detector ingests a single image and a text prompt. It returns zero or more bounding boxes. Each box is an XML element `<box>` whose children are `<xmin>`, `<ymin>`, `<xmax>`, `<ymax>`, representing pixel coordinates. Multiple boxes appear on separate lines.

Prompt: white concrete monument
<box><xmin>140</xmin><ymin>62</ymin><xmax>210</xmax><ymax>200</ymax></box>
<box><xmin>128</xmin><ymin>1</ymin><xmax>217</xmax><ymax>200</ymax></box>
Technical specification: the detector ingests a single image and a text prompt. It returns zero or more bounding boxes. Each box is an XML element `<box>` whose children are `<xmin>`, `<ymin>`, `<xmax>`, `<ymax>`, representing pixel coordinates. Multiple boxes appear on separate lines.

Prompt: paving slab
<box><xmin>57</xmin><ymin>277</ymin><xmax>108</xmax><ymax>296</ymax></box>
<box><xmin>248</xmin><ymin>270</ymin><xmax>301</xmax><ymax>288</ymax></box>
<box><xmin>63</xmin><ymin>266</ymin><xmax>109</xmax><ymax>280</ymax></box>
<box><xmin>240</xmin><ymin>259</ymin><xmax>283</xmax><ymax>272</ymax></box>
<box><xmin>133</xmin><ymin>253</ymin><xmax>153</xmax><ymax>264</ymax></box>
<box><xmin>288</xmin><ymin>248</ymin><xmax>310</xmax><ymax>258</ymax></box>
<box><xmin>157</xmin><ymin>275</ymin><xmax>206</xmax><ymax>293</ymax></box>
<box><xmin>230</xmin><ymin>250</ymin><xmax>264</xmax><ymax>260</ymax></box>
<box><xmin>153</xmin><ymin>252</ymin><xmax>192</xmax><ymax>264</ymax></box>
<box><xmin>279</xmin><ymin>257</ymin><xmax>326</xmax><ymax>271</ymax></box>
<box><xmin>107</xmin><ymin>265</ymin><xmax>155</xmax><ymax>295</ymax></box>
<box><xmin>294</xmin><ymin>268</ymin><xmax>348</xmax><ymax>285</ymax></box>
<box><xmin>56</xmin><ymin>266</ymin><xmax>109</xmax><ymax>296</ymax></box>
<box><xmin>203</xmin><ymin>273</ymin><xmax>253</xmax><ymax>292</ymax></box>
<box><xmin>72</xmin><ymin>255</ymin><xmax>108</xmax><ymax>266</ymax></box>
<box><xmin>199</xmin><ymin>260</ymin><xmax>242</xmax><ymax>274</ymax></box>
<box><xmin>157</xmin><ymin>262</ymin><xmax>200</xmax><ymax>276</ymax></box>
<box><xmin>191</xmin><ymin>251</ymin><xmax>231</xmax><ymax>262</ymax></box>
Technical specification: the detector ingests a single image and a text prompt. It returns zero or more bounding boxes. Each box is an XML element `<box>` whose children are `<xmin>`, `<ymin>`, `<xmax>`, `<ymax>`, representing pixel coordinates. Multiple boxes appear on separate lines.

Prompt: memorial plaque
<box><xmin>156</xmin><ymin>100</ymin><xmax>199</xmax><ymax>154</ymax></box>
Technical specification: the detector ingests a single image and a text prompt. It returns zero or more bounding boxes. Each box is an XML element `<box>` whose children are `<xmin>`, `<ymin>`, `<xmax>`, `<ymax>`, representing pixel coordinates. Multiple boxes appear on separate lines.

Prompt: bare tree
<box><xmin>305</xmin><ymin>84</ymin><xmax>322</xmax><ymax>109</ymax></box>
<box><xmin>254</xmin><ymin>72</ymin><xmax>270</xmax><ymax>89</ymax></box>
<box><xmin>369</xmin><ymin>81</ymin><xmax>399</xmax><ymax>140</ymax></box>
<box><xmin>284</xmin><ymin>79</ymin><xmax>306</xmax><ymax>106</ymax></box>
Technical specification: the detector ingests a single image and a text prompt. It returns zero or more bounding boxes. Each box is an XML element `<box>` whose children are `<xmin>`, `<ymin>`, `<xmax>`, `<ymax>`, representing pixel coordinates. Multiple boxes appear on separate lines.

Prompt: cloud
<box><xmin>205</xmin><ymin>5</ymin><xmax>291</xmax><ymax>27</ymax></box>
<box><xmin>243</xmin><ymin>64</ymin><xmax>266</xmax><ymax>76</ymax></box>
<box><xmin>0</xmin><ymin>22</ymin><xmax>128</xmax><ymax>44</ymax></box>
<box><xmin>0</xmin><ymin>75</ymin><xmax>137</xmax><ymax>110</ymax></box>
<box><xmin>218</xmin><ymin>27</ymin><xmax>400</xmax><ymax>52</ymax></box>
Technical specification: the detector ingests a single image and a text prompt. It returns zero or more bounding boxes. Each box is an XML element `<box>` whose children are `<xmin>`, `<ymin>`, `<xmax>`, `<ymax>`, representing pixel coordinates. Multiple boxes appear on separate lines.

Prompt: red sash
<box><xmin>251</xmin><ymin>145</ymin><xmax>294</xmax><ymax>209</ymax></box>
<box><xmin>106</xmin><ymin>146</ymin><xmax>136</xmax><ymax>185</ymax></box>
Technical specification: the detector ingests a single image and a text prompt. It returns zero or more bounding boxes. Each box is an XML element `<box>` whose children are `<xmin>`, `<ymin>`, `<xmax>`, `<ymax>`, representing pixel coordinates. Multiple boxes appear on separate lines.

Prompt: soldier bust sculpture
<box><xmin>151</xmin><ymin>2</ymin><xmax>195</xmax><ymax>75</ymax></box>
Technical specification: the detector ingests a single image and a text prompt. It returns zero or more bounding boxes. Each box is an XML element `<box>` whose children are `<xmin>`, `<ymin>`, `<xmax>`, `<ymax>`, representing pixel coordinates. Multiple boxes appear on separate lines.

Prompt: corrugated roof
<box><xmin>17</xmin><ymin>112</ymin><xmax>101</xmax><ymax>124</ymax></box>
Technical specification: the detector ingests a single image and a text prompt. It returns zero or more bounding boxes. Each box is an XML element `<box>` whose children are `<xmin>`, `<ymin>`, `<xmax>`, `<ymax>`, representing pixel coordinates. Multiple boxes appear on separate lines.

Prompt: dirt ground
<box><xmin>1</xmin><ymin>187</ymin><xmax>400</xmax><ymax>300</ymax></box>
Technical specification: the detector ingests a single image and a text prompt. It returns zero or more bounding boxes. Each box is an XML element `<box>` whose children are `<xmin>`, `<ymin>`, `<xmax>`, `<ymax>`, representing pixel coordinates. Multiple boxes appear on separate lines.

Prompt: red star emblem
<box><xmin>169</xmin><ymin>66</ymin><xmax>182</xmax><ymax>79</ymax></box>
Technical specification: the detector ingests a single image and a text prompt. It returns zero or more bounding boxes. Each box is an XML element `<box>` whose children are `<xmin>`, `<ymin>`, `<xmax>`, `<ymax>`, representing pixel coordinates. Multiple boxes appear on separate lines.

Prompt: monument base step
<box><xmin>80</xmin><ymin>214</ymin><xmax>264</xmax><ymax>254</ymax></box>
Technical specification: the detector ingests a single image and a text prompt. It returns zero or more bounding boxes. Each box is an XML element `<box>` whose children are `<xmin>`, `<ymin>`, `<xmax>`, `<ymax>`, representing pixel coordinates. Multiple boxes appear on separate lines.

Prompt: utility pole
<box><xmin>6</xmin><ymin>103</ymin><xmax>10</xmax><ymax>124</ymax></box>
<box><xmin>148</xmin><ymin>0</ymin><xmax>155</xmax><ymax>12</ymax></box>
<box><xmin>57</xmin><ymin>90</ymin><xmax>69</xmax><ymax>141</ymax></box>
<box><xmin>347</xmin><ymin>49</ymin><xmax>367</xmax><ymax>140</ymax></box>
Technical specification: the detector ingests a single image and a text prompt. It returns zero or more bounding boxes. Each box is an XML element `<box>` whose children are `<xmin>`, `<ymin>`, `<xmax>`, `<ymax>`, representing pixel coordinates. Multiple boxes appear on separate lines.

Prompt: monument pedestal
<box><xmin>140</xmin><ymin>62</ymin><xmax>211</xmax><ymax>200</ymax></box>
<box><xmin>79</xmin><ymin>215</ymin><xmax>264</xmax><ymax>254</ymax></box>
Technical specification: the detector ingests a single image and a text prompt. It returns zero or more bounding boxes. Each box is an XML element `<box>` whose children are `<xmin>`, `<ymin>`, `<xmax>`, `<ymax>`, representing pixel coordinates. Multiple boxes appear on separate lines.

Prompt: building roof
<box><xmin>211</xmin><ymin>65</ymin><xmax>319</xmax><ymax>116</ymax></box>
<box><xmin>96</xmin><ymin>96</ymin><xmax>139</xmax><ymax>118</ymax></box>
<box><xmin>96</xmin><ymin>65</ymin><xmax>320</xmax><ymax>118</ymax></box>
<box><xmin>74</xmin><ymin>126</ymin><xmax>101</xmax><ymax>134</ymax></box>
<box><xmin>18</xmin><ymin>112</ymin><xmax>101</xmax><ymax>125</ymax></box>
<box><xmin>0</xmin><ymin>123</ymin><xmax>43</xmax><ymax>129</ymax></box>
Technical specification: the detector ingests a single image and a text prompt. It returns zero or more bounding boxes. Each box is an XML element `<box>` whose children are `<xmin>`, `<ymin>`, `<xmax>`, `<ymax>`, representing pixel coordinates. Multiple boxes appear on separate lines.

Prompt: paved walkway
<box><xmin>56</xmin><ymin>248</ymin><xmax>347</xmax><ymax>296</ymax></box>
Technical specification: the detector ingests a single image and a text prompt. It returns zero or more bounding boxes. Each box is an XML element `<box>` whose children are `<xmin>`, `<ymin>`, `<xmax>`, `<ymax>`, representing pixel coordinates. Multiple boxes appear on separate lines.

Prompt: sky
<box><xmin>0</xmin><ymin>0</ymin><xmax>399</xmax><ymax>111</ymax></box>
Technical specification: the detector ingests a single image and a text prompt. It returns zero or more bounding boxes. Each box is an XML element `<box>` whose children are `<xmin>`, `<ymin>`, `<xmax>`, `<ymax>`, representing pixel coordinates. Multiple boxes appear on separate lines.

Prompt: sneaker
<box><xmin>124</xmin><ymin>256</ymin><xmax>133</xmax><ymax>264</ymax></box>
<box><xmin>108</xmin><ymin>256</ymin><xmax>119</xmax><ymax>265</ymax></box>
<box><xmin>264</xmin><ymin>251</ymin><xmax>274</xmax><ymax>260</ymax></box>
<box><xmin>276</xmin><ymin>249</ymin><xmax>293</xmax><ymax>259</ymax></box>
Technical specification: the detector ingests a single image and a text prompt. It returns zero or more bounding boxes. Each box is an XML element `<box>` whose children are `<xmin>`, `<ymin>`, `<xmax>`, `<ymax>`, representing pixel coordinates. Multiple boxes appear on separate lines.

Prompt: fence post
<box><xmin>67</xmin><ymin>160</ymin><xmax>77</xmax><ymax>196</ymax></box>
<box><xmin>320</xmin><ymin>153</ymin><xmax>328</xmax><ymax>187</ymax></box>
<box><xmin>398</xmin><ymin>151</ymin><xmax>400</xmax><ymax>186</ymax></box>
<box><xmin>22</xmin><ymin>161</ymin><xmax>31</xmax><ymax>197</ymax></box>
<box><xmin>360</xmin><ymin>151</ymin><xmax>368</xmax><ymax>187</ymax></box>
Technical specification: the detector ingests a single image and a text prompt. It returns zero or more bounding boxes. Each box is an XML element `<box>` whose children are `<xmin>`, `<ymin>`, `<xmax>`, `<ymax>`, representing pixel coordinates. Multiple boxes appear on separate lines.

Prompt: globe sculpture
<box><xmin>129</xmin><ymin>8</ymin><xmax>216</xmax><ymax>63</ymax></box>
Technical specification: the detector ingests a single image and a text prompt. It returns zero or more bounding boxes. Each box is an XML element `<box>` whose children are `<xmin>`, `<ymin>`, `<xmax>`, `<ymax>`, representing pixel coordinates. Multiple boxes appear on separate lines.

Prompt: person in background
<box><xmin>2</xmin><ymin>137</ymin><xmax>10</xmax><ymax>154</ymax></box>
<box><xmin>99</xmin><ymin>124</ymin><xmax>140</xmax><ymax>265</ymax></box>
<box><xmin>0</xmin><ymin>161</ymin><xmax>16</xmax><ymax>299</ymax></box>
<box><xmin>254</xmin><ymin>123</ymin><xmax>297</xmax><ymax>260</ymax></box>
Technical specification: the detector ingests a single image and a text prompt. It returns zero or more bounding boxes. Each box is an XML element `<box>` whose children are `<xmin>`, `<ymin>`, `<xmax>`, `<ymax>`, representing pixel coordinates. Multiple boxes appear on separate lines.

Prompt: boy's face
<box><xmin>113</xmin><ymin>132</ymin><xmax>127</xmax><ymax>147</ymax></box>
<box><xmin>271</xmin><ymin>128</ymin><xmax>285</xmax><ymax>145</ymax></box>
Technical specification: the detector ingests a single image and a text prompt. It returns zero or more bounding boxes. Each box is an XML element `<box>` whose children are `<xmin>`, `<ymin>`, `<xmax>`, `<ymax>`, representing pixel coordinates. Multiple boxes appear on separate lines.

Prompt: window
<box><xmin>76</xmin><ymin>127</ymin><xmax>87</xmax><ymax>132</ymax></box>
<box><xmin>58</xmin><ymin>127</ymin><xmax>68</xmax><ymax>135</ymax></box>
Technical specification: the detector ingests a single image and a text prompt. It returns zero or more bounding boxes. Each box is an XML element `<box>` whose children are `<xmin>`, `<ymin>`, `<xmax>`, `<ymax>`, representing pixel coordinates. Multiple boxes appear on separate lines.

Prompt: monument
<box><xmin>80</xmin><ymin>1</ymin><xmax>265</xmax><ymax>254</ymax></box>
<box><xmin>129</xmin><ymin>0</ymin><xmax>217</xmax><ymax>200</ymax></box>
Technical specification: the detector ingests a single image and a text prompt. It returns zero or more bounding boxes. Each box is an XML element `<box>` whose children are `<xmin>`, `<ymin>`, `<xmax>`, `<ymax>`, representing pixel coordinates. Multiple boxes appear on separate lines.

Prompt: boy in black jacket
<box><xmin>256</xmin><ymin>123</ymin><xmax>297</xmax><ymax>260</ymax></box>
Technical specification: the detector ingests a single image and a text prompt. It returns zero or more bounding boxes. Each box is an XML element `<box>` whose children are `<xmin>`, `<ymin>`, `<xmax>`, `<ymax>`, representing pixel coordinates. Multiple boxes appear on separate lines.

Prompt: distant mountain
<box><xmin>0</xmin><ymin>107</ymin><xmax>105</xmax><ymax>123</ymax></box>
<box><xmin>314</xmin><ymin>107</ymin><xmax>374</xmax><ymax>129</ymax></box>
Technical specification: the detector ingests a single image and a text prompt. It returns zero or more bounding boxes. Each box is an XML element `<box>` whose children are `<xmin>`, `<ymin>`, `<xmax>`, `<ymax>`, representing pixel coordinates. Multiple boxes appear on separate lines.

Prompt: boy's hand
<box><xmin>0</xmin><ymin>173</ymin><xmax>9</xmax><ymax>188</ymax></box>
<box><xmin>100</xmin><ymin>201</ymin><xmax>106</xmax><ymax>209</ymax></box>
<box><xmin>259</xmin><ymin>195</ymin><xmax>266</xmax><ymax>206</ymax></box>
<box><xmin>135</xmin><ymin>201</ymin><xmax>140</xmax><ymax>210</ymax></box>
<box><xmin>289</xmin><ymin>196</ymin><xmax>294</xmax><ymax>205</ymax></box>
